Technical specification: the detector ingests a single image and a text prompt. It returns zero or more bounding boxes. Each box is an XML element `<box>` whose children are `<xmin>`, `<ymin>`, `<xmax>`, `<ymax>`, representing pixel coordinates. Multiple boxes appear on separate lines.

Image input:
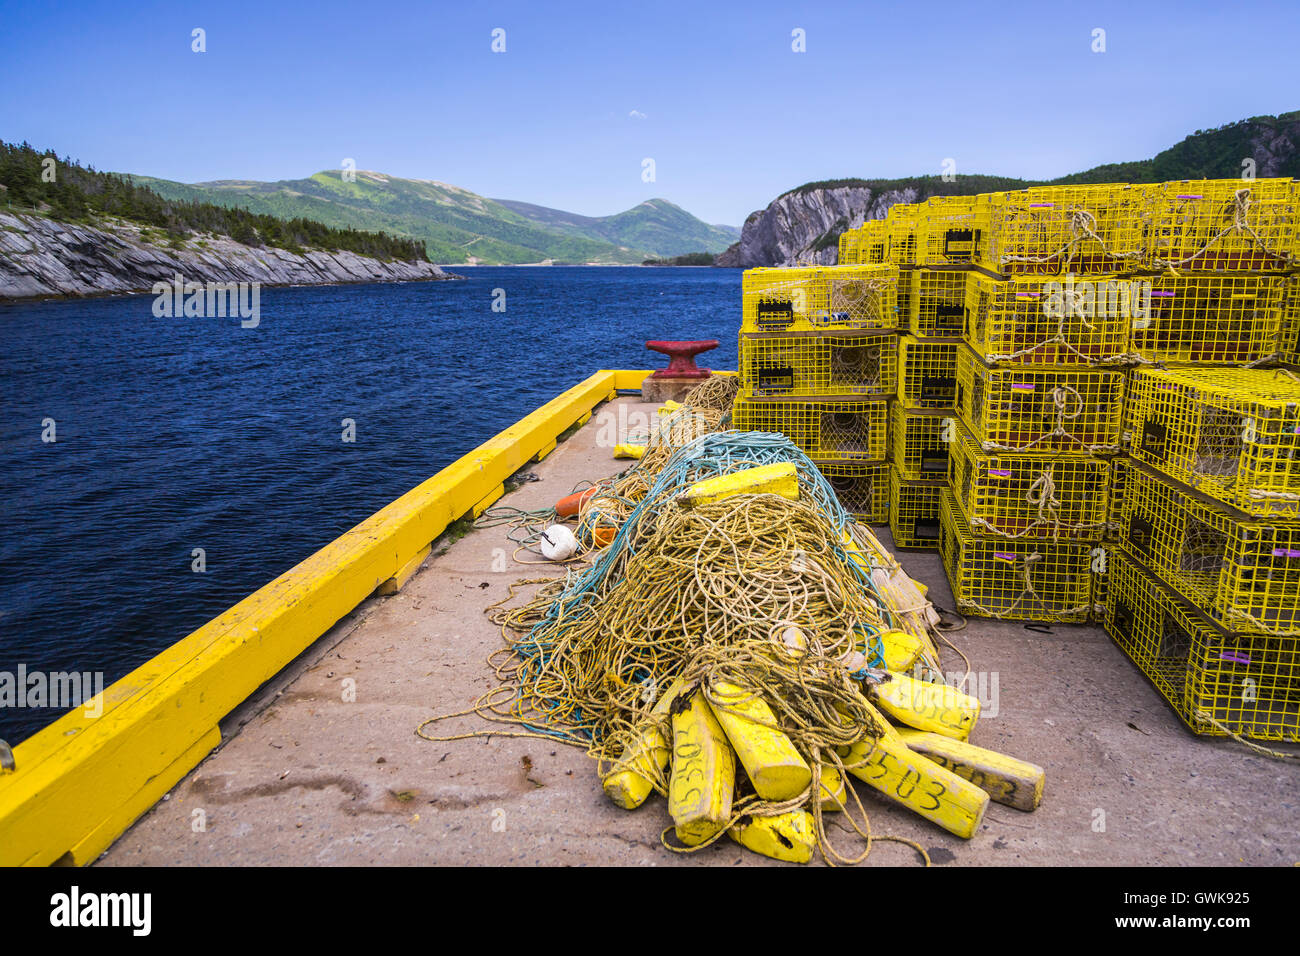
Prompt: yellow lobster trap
<box><xmin>1106</xmin><ymin>456</ymin><xmax>1129</xmax><ymax>541</ymax></box>
<box><xmin>1123</xmin><ymin>462</ymin><xmax>1300</xmax><ymax>637</ymax></box>
<box><xmin>954</xmin><ymin>346</ymin><xmax>1126</xmax><ymax>453</ymax></box>
<box><xmin>886</xmin><ymin>203</ymin><xmax>920</xmax><ymax>266</ymax></box>
<box><xmin>839</xmin><ymin>219</ymin><xmax>887</xmax><ymax>265</ymax></box>
<box><xmin>898</xmin><ymin>334</ymin><xmax>958</xmax><ymax>409</ymax></box>
<box><xmin>741</xmin><ymin>265</ymin><xmax>899</xmax><ymax>333</ymax></box>
<box><xmin>909</xmin><ymin>269</ymin><xmax>966</xmax><ymax>338</ymax></box>
<box><xmin>1148</xmin><ymin>178</ymin><xmax>1298</xmax><ymax>273</ymax></box>
<box><xmin>1127</xmin><ymin>273</ymin><xmax>1288</xmax><ymax>365</ymax></box>
<box><xmin>1106</xmin><ymin>551</ymin><xmax>1300</xmax><ymax>742</ymax></box>
<box><xmin>888</xmin><ymin>466</ymin><xmax>942</xmax><ymax>550</ymax></box>
<box><xmin>838</xmin><ymin>227</ymin><xmax>862</xmax><ymax>265</ymax></box>
<box><xmin>1128</xmin><ymin>366</ymin><xmax>1300</xmax><ymax>519</ymax></box>
<box><xmin>939</xmin><ymin>491</ymin><xmax>1098</xmax><ymax>623</ymax></box>
<box><xmin>890</xmin><ymin>405</ymin><xmax>950</xmax><ymax>483</ymax></box>
<box><xmin>914</xmin><ymin>195</ymin><xmax>985</xmax><ymax>266</ymax></box>
<box><xmin>732</xmin><ymin>397</ymin><xmax>889</xmax><ymax>462</ymax></box>
<box><xmin>947</xmin><ymin>420</ymin><xmax>1112</xmax><ymax>540</ymax></box>
<box><xmin>963</xmin><ymin>272</ymin><xmax>1130</xmax><ymax>365</ymax></box>
<box><xmin>976</xmin><ymin>184</ymin><xmax>1151</xmax><ymax>277</ymax></box>
<box><xmin>738</xmin><ymin>331</ymin><xmax>898</xmax><ymax>400</ymax></box>
<box><xmin>818</xmin><ymin>460</ymin><xmax>890</xmax><ymax>523</ymax></box>
<box><xmin>1282</xmin><ymin>275</ymin><xmax>1300</xmax><ymax>367</ymax></box>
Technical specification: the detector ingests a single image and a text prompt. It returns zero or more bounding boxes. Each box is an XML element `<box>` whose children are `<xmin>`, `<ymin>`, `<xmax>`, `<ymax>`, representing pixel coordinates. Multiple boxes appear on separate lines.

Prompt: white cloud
<box><xmin>628</xmin><ymin>110</ymin><xmax>647</xmax><ymax>120</ymax></box>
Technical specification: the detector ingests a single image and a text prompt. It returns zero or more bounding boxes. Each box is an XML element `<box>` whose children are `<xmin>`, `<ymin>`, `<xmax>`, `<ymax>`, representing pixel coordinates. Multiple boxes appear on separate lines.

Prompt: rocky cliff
<box><xmin>0</xmin><ymin>212</ymin><xmax>454</xmax><ymax>299</ymax></box>
<box><xmin>714</xmin><ymin>185</ymin><xmax>920</xmax><ymax>268</ymax></box>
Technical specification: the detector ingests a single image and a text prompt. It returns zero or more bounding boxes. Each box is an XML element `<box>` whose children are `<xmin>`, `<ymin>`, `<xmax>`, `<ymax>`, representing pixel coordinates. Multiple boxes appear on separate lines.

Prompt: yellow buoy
<box><xmin>601</xmin><ymin>676</ymin><xmax>689</xmax><ymax>809</ymax></box>
<box><xmin>669</xmin><ymin>688</ymin><xmax>737</xmax><ymax>846</ymax></box>
<box><xmin>677</xmin><ymin>462</ymin><xmax>799</xmax><ymax>508</ymax></box>
<box><xmin>894</xmin><ymin>728</ymin><xmax>1045</xmax><ymax>812</ymax></box>
<box><xmin>864</xmin><ymin>671</ymin><xmax>980</xmax><ymax>740</ymax></box>
<box><xmin>728</xmin><ymin>810</ymin><xmax>816</xmax><ymax>863</ymax></box>
<box><xmin>612</xmin><ymin>442</ymin><xmax>646</xmax><ymax>459</ymax></box>
<box><xmin>707</xmin><ymin>681</ymin><xmax>812</xmax><ymax>802</ymax></box>
<box><xmin>878</xmin><ymin>629</ymin><xmax>925</xmax><ymax>672</ymax></box>
<box><xmin>839</xmin><ymin>731</ymin><xmax>989</xmax><ymax>839</ymax></box>
<box><xmin>816</xmin><ymin>763</ymin><xmax>847</xmax><ymax>812</ymax></box>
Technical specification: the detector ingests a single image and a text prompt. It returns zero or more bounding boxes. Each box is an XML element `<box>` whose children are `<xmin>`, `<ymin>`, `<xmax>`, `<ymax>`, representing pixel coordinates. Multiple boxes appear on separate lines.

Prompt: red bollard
<box><xmin>642</xmin><ymin>340</ymin><xmax>719</xmax><ymax>401</ymax></box>
<box><xmin>646</xmin><ymin>339</ymin><xmax>719</xmax><ymax>379</ymax></box>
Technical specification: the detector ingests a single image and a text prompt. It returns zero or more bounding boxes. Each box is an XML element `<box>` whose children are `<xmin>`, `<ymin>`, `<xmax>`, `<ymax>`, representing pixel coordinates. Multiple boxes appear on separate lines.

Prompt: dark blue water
<box><xmin>0</xmin><ymin>267</ymin><xmax>741</xmax><ymax>742</ymax></box>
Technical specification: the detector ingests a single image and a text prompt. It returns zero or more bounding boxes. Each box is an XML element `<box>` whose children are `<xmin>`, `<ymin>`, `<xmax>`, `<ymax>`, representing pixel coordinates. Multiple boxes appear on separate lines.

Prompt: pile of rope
<box><xmin>419</xmin><ymin>429</ymin><xmax>950</xmax><ymax>864</ymax></box>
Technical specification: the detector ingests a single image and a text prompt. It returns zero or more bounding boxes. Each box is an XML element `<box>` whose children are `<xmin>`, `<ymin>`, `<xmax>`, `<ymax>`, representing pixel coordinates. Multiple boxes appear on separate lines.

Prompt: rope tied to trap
<box><xmin>1154</xmin><ymin>186</ymin><xmax>1299</xmax><ymax>270</ymax></box>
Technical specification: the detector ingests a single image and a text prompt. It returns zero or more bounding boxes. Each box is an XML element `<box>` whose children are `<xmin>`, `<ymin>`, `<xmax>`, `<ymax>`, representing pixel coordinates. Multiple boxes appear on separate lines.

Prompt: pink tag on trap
<box><xmin>1220</xmin><ymin>651</ymin><xmax>1250</xmax><ymax>665</ymax></box>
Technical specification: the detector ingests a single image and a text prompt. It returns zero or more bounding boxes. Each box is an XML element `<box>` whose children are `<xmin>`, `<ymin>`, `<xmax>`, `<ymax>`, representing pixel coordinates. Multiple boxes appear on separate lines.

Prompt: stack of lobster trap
<box><xmin>1103</xmin><ymin>176</ymin><xmax>1300</xmax><ymax>742</ymax></box>
<box><xmin>744</xmin><ymin>175</ymin><xmax>1300</xmax><ymax>743</ymax></box>
<box><xmin>731</xmin><ymin>263</ymin><xmax>901</xmax><ymax>522</ymax></box>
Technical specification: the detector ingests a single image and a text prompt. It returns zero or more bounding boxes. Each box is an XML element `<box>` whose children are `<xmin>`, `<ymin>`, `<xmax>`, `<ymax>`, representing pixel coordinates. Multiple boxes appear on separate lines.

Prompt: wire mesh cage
<box><xmin>888</xmin><ymin>467</ymin><xmax>942</xmax><ymax>549</ymax></box>
<box><xmin>1128</xmin><ymin>366</ymin><xmax>1300</xmax><ymax>518</ymax></box>
<box><xmin>817</xmin><ymin>460</ymin><xmax>890</xmax><ymax>523</ymax></box>
<box><xmin>839</xmin><ymin>220</ymin><xmax>888</xmax><ymax>266</ymax></box>
<box><xmin>910</xmin><ymin>269</ymin><xmax>967</xmax><ymax>338</ymax></box>
<box><xmin>1107</xmin><ymin>456</ymin><xmax>1129</xmax><ymax>541</ymax></box>
<box><xmin>939</xmin><ymin>491</ymin><xmax>1097</xmax><ymax>623</ymax></box>
<box><xmin>1282</xmin><ymin>275</ymin><xmax>1300</xmax><ymax>368</ymax></box>
<box><xmin>947</xmin><ymin>420</ymin><xmax>1111</xmax><ymax>540</ymax></box>
<box><xmin>890</xmin><ymin>405</ymin><xmax>951</xmax><ymax>483</ymax></box>
<box><xmin>1127</xmin><ymin>273</ymin><xmax>1288</xmax><ymax>365</ymax></box>
<box><xmin>976</xmin><ymin>184</ymin><xmax>1151</xmax><ymax>276</ymax></box>
<box><xmin>898</xmin><ymin>334</ymin><xmax>959</xmax><ymax>409</ymax></box>
<box><xmin>1123</xmin><ymin>462</ymin><xmax>1300</xmax><ymax>636</ymax></box>
<box><xmin>838</xmin><ymin>227</ymin><xmax>863</xmax><ymax>265</ymax></box>
<box><xmin>954</xmin><ymin>346</ymin><xmax>1126</xmax><ymax>453</ymax></box>
<box><xmin>886</xmin><ymin>204</ymin><xmax>920</xmax><ymax>266</ymax></box>
<box><xmin>1106</xmin><ymin>551</ymin><xmax>1300</xmax><ymax>742</ymax></box>
<box><xmin>739</xmin><ymin>331</ymin><xmax>898</xmax><ymax>399</ymax></box>
<box><xmin>897</xmin><ymin>267</ymin><xmax>916</xmax><ymax>323</ymax></box>
<box><xmin>914</xmin><ymin>195</ymin><xmax>985</xmax><ymax>266</ymax></box>
<box><xmin>859</xmin><ymin>219</ymin><xmax>889</xmax><ymax>265</ymax></box>
<box><xmin>1148</xmin><ymin>178</ymin><xmax>1298</xmax><ymax>273</ymax></box>
<box><xmin>732</xmin><ymin>397</ymin><xmax>889</xmax><ymax>462</ymax></box>
<box><xmin>741</xmin><ymin>265</ymin><xmax>900</xmax><ymax>333</ymax></box>
<box><xmin>963</xmin><ymin>272</ymin><xmax>1130</xmax><ymax>365</ymax></box>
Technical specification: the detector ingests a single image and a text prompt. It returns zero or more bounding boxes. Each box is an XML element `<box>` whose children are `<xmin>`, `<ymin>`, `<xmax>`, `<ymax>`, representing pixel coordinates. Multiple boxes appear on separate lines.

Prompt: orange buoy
<box><xmin>555</xmin><ymin>487</ymin><xmax>598</xmax><ymax>518</ymax></box>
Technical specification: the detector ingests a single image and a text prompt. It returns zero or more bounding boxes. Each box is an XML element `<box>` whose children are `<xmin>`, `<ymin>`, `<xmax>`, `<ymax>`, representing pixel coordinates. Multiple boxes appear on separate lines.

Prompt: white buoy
<box><xmin>538</xmin><ymin>524</ymin><xmax>579</xmax><ymax>561</ymax></box>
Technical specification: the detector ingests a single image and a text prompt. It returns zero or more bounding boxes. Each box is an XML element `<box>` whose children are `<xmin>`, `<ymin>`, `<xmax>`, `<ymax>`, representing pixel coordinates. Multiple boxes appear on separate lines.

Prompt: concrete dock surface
<box><xmin>100</xmin><ymin>398</ymin><xmax>1300</xmax><ymax>866</ymax></box>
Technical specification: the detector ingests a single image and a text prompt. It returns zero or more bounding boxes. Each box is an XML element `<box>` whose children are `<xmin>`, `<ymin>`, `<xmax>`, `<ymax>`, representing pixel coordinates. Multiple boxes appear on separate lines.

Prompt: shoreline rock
<box><xmin>0</xmin><ymin>212</ymin><xmax>459</xmax><ymax>300</ymax></box>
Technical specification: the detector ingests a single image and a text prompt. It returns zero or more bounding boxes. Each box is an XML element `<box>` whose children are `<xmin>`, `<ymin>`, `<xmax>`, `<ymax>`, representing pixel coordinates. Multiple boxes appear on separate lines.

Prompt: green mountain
<box><xmin>493</xmin><ymin>197</ymin><xmax>738</xmax><ymax>256</ymax></box>
<box><xmin>129</xmin><ymin>170</ymin><xmax>736</xmax><ymax>265</ymax></box>
<box><xmin>1053</xmin><ymin>112</ymin><xmax>1300</xmax><ymax>184</ymax></box>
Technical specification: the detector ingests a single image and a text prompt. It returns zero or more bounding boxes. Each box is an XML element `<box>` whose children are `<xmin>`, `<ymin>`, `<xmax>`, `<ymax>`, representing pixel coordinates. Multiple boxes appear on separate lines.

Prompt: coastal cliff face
<box><xmin>715</xmin><ymin>185</ymin><xmax>919</xmax><ymax>268</ymax></box>
<box><xmin>0</xmin><ymin>212</ymin><xmax>453</xmax><ymax>299</ymax></box>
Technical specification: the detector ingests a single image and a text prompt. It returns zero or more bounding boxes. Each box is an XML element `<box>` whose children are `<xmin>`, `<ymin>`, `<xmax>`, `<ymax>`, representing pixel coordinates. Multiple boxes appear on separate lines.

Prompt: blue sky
<box><xmin>1</xmin><ymin>0</ymin><xmax>1295</xmax><ymax>225</ymax></box>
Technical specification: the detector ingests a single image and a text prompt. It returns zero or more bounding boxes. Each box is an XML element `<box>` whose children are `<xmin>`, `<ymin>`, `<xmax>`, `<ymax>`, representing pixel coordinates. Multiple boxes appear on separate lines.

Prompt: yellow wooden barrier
<box><xmin>0</xmin><ymin>369</ymin><xmax>640</xmax><ymax>866</ymax></box>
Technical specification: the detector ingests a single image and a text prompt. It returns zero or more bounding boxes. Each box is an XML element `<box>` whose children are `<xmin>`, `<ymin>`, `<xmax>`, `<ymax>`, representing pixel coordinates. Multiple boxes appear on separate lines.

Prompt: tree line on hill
<box><xmin>0</xmin><ymin>141</ymin><xmax>429</xmax><ymax>262</ymax></box>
